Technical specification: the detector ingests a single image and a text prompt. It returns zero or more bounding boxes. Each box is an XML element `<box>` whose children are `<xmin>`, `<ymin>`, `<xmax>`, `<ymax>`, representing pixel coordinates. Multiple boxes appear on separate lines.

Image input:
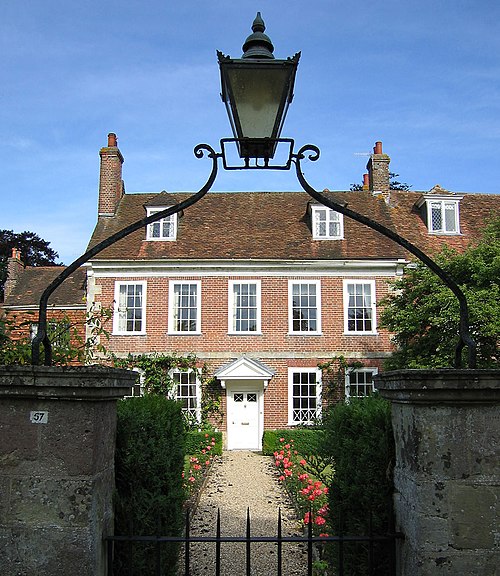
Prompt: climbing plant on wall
<box><xmin>112</xmin><ymin>352</ymin><xmax>223</xmax><ymax>428</ymax></box>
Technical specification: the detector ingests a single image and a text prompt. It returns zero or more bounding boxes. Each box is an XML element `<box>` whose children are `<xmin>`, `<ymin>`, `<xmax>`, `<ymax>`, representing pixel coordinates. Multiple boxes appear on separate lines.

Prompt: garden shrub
<box><xmin>322</xmin><ymin>395</ymin><xmax>395</xmax><ymax>576</ymax></box>
<box><xmin>185</xmin><ymin>429</ymin><xmax>223</xmax><ymax>456</ymax></box>
<box><xmin>262</xmin><ymin>428</ymin><xmax>325</xmax><ymax>457</ymax></box>
<box><xmin>114</xmin><ymin>396</ymin><xmax>186</xmax><ymax>576</ymax></box>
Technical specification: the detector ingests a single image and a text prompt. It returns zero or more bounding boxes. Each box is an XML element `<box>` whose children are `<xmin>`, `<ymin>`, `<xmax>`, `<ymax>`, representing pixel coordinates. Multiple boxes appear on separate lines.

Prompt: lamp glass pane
<box><xmin>226</xmin><ymin>67</ymin><xmax>290</xmax><ymax>139</ymax></box>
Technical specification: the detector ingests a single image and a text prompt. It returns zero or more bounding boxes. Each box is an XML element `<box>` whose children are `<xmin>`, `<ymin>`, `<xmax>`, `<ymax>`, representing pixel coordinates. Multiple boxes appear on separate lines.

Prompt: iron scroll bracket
<box><xmin>33</xmin><ymin>139</ymin><xmax>476</xmax><ymax>368</ymax></box>
<box><xmin>292</xmin><ymin>144</ymin><xmax>477</xmax><ymax>369</ymax></box>
<box><xmin>32</xmin><ymin>144</ymin><xmax>221</xmax><ymax>365</ymax></box>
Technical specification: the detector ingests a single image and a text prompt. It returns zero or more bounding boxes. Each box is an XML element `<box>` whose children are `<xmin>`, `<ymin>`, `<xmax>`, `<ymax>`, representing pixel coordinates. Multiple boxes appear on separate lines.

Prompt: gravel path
<box><xmin>184</xmin><ymin>451</ymin><xmax>308</xmax><ymax>576</ymax></box>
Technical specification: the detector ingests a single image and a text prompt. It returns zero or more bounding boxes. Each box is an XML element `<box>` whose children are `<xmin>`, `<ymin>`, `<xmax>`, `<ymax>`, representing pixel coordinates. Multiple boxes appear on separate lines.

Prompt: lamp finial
<box><xmin>242</xmin><ymin>12</ymin><xmax>274</xmax><ymax>59</ymax></box>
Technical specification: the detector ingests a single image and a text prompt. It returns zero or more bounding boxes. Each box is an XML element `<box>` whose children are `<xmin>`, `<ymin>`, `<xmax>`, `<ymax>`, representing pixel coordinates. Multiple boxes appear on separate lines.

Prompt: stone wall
<box><xmin>376</xmin><ymin>369</ymin><xmax>499</xmax><ymax>576</ymax></box>
<box><xmin>0</xmin><ymin>365</ymin><xmax>135</xmax><ymax>576</ymax></box>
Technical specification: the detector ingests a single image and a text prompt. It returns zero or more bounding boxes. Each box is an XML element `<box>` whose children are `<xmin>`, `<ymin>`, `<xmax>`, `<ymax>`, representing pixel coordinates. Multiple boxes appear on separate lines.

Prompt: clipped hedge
<box><xmin>114</xmin><ymin>396</ymin><xmax>186</xmax><ymax>576</ymax></box>
<box><xmin>185</xmin><ymin>429</ymin><xmax>223</xmax><ymax>456</ymax></box>
<box><xmin>262</xmin><ymin>428</ymin><xmax>325</xmax><ymax>457</ymax></box>
<box><xmin>322</xmin><ymin>395</ymin><xmax>395</xmax><ymax>576</ymax></box>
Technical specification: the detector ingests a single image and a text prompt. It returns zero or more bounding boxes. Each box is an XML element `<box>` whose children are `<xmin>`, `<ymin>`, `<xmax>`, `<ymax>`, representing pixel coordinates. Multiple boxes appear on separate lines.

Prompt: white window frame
<box><xmin>170</xmin><ymin>369</ymin><xmax>201</xmax><ymax>423</ymax></box>
<box><xmin>288</xmin><ymin>367</ymin><xmax>322</xmax><ymax>425</ymax></box>
<box><xmin>343</xmin><ymin>280</ymin><xmax>377</xmax><ymax>335</ymax></box>
<box><xmin>288</xmin><ymin>280</ymin><xmax>322</xmax><ymax>335</ymax></box>
<box><xmin>426</xmin><ymin>199</ymin><xmax>460</xmax><ymax>235</ymax></box>
<box><xmin>168</xmin><ymin>281</ymin><xmax>201</xmax><ymax>334</ymax></box>
<box><xmin>345</xmin><ymin>367</ymin><xmax>378</xmax><ymax>400</ymax></box>
<box><xmin>113</xmin><ymin>281</ymin><xmax>147</xmax><ymax>335</ymax></box>
<box><xmin>228</xmin><ymin>280</ymin><xmax>262</xmax><ymax>334</ymax></box>
<box><xmin>311</xmin><ymin>205</ymin><xmax>344</xmax><ymax>240</ymax></box>
<box><xmin>146</xmin><ymin>207</ymin><xmax>177</xmax><ymax>241</ymax></box>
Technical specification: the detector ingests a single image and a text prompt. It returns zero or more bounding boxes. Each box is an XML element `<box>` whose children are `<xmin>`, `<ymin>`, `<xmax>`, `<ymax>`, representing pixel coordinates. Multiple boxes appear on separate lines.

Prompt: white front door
<box><xmin>227</xmin><ymin>386</ymin><xmax>262</xmax><ymax>450</ymax></box>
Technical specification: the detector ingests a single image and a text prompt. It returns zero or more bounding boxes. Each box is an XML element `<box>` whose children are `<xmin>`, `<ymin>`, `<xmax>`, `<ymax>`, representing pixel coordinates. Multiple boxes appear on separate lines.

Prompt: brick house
<box><xmin>81</xmin><ymin>134</ymin><xmax>498</xmax><ymax>449</ymax></box>
<box><xmin>1</xmin><ymin>248</ymin><xmax>87</xmax><ymax>359</ymax></box>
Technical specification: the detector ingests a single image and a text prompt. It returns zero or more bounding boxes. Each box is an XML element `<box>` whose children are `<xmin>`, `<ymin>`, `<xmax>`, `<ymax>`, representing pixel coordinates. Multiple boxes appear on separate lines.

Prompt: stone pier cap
<box><xmin>0</xmin><ymin>365</ymin><xmax>137</xmax><ymax>400</ymax></box>
<box><xmin>375</xmin><ymin>368</ymin><xmax>499</xmax><ymax>404</ymax></box>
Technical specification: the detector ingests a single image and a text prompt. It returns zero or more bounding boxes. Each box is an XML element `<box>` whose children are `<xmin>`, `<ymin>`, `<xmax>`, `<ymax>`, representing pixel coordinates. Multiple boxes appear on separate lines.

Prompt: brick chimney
<box><xmin>3</xmin><ymin>248</ymin><xmax>24</xmax><ymax>299</ymax></box>
<box><xmin>98</xmin><ymin>133</ymin><xmax>124</xmax><ymax>216</ymax></box>
<box><xmin>366</xmin><ymin>141</ymin><xmax>390</xmax><ymax>198</ymax></box>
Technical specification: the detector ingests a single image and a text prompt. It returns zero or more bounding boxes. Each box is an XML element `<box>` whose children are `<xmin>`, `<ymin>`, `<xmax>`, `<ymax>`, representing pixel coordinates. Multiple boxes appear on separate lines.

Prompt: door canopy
<box><xmin>215</xmin><ymin>356</ymin><xmax>275</xmax><ymax>389</ymax></box>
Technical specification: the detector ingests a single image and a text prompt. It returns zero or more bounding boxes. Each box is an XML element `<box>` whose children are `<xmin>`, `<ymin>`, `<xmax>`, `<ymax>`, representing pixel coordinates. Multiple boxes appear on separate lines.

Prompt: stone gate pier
<box><xmin>0</xmin><ymin>365</ymin><xmax>134</xmax><ymax>576</ymax></box>
<box><xmin>376</xmin><ymin>369</ymin><xmax>499</xmax><ymax>576</ymax></box>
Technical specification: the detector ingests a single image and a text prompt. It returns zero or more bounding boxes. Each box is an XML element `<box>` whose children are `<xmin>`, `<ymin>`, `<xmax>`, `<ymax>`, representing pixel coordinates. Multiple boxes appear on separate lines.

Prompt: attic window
<box><xmin>311</xmin><ymin>205</ymin><xmax>344</xmax><ymax>240</ymax></box>
<box><xmin>146</xmin><ymin>207</ymin><xmax>177</xmax><ymax>240</ymax></box>
<box><xmin>417</xmin><ymin>194</ymin><xmax>462</xmax><ymax>235</ymax></box>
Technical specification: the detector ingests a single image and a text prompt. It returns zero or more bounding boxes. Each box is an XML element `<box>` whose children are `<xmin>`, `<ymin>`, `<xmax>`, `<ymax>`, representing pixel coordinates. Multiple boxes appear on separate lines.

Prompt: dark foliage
<box><xmin>262</xmin><ymin>428</ymin><xmax>325</xmax><ymax>457</ymax></box>
<box><xmin>380</xmin><ymin>217</ymin><xmax>500</xmax><ymax>368</ymax></box>
<box><xmin>114</xmin><ymin>396</ymin><xmax>186</xmax><ymax>575</ymax></box>
<box><xmin>322</xmin><ymin>396</ymin><xmax>395</xmax><ymax>576</ymax></box>
<box><xmin>0</xmin><ymin>229</ymin><xmax>60</xmax><ymax>299</ymax></box>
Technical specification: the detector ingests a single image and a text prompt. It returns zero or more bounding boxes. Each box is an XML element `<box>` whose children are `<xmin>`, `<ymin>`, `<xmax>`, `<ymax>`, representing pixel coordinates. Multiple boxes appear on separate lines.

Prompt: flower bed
<box><xmin>273</xmin><ymin>437</ymin><xmax>330</xmax><ymax>534</ymax></box>
<box><xmin>183</xmin><ymin>431</ymin><xmax>222</xmax><ymax>514</ymax></box>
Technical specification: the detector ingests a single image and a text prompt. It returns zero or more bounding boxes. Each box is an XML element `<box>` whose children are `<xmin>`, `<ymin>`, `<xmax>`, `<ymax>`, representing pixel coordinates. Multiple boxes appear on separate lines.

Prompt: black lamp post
<box><xmin>32</xmin><ymin>13</ymin><xmax>476</xmax><ymax>368</ymax></box>
<box><xmin>218</xmin><ymin>12</ymin><xmax>300</xmax><ymax>163</ymax></box>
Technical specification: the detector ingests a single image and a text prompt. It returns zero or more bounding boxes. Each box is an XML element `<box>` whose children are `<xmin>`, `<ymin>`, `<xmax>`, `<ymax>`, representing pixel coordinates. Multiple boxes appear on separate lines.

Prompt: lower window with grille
<box><xmin>172</xmin><ymin>370</ymin><xmax>201</xmax><ymax>422</ymax></box>
<box><xmin>288</xmin><ymin>368</ymin><xmax>322</xmax><ymax>424</ymax></box>
<box><xmin>345</xmin><ymin>368</ymin><xmax>378</xmax><ymax>400</ymax></box>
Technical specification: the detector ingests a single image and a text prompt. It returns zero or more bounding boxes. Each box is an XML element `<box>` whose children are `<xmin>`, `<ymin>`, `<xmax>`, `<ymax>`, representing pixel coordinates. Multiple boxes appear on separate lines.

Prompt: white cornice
<box><xmin>86</xmin><ymin>258</ymin><xmax>408</xmax><ymax>278</ymax></box>
<box><xmin>2</xmin><ymin>305</ymin><xmax>86</xmax><ymax>311</ymax></box>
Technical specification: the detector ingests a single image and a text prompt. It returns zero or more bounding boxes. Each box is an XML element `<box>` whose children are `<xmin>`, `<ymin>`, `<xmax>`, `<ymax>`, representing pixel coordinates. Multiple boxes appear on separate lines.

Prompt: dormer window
<box><xmin>428</xmin><ymin>200</ymin><xmax>459</xmax><ymax>234</ymax></box>
<box><xmin>311</xmin><ymin>205</ymin><xmax>344</xmax><ymax>240</ymax></box>
<box><xmin>416</xmin><ymin>190</ymin><xmax>462</xmax><ymax>235</ymax></box>
<box><xmin>146</xmin><ymin>207</ymin><xmax>177</xmax><ymax>240</ymax></box>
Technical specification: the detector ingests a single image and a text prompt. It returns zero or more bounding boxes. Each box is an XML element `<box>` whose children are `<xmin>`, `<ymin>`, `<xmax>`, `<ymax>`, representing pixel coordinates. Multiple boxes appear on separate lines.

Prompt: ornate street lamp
<box><xmin>32</xmin><ymin>13</ymin><xmax>476</xmax><ymax>368</ymax></box>
<box><xmin>217</xmin><ymin>12</ymin><xmax>300</xmax><ymax>164</ymax></box>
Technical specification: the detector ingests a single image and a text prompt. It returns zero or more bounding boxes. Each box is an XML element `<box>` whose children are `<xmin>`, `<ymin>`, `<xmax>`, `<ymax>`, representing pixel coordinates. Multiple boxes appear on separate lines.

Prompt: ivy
<box><xmin>111</xmin><ymin>352</ymin><xmax>223</xmax><ymax>428</ymax></box>
<box><xmin>318</xmin><ymin>355</ymin><xmax>363</xmax><ymax>404</ymax></box>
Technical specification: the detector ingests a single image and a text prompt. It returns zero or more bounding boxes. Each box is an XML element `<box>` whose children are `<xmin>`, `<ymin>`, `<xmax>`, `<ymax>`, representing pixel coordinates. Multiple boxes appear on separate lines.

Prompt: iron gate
<box><xmin>106</xmin><ymin>508</ymin><xmax>402</xmax><ymax>576</ymax></box>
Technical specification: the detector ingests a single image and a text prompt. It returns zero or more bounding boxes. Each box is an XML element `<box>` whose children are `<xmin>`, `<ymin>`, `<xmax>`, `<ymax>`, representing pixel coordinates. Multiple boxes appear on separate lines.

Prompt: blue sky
<box><xmin>1</xmin><ymin>1</ymin><xmax>499</xmax><ymax>264</ymax></box>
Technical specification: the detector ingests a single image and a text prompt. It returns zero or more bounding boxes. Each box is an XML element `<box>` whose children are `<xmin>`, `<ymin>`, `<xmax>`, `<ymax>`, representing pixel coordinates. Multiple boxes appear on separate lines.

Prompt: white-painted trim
<box><xmin>287</xmin><ymin>367</ymin><xmax>322</xmax><ymax>425</ymax></box>
<box><xmin>288</xmin><ymin>279</ymin><xmax>322</xmax><ymax>335</ymax></box>
<box><xmin>145</xmin><ymin>207</ymin><xmax>177</xmax><ymax>241</ymax></box>
<box><xmin>345</xmin><ymin>367</ymin><xmax>379</xmax><ymax>400</ymax></box>
<box><xmin>1</xmin><ymin>305</ymin><xmax>86</xmax><ymax>311</ymax></box>
<box><xmin>310</xmin><ymin>205</ymin><xmax>344</xmax><ymax>240</ymax></box>
<box><xmin>168</xmin><ymin>280</ymin><xmax>201</xmax><ymax>335</ymax></box>
<box><xmin>112</xmin><ymin>280</ymin><xmax>147</xmax><ymax>335</ymax></box>
<box><xmin>342</xmin><ymin>279</ymin><xmax>378</xmax><ymax>335</ymax></box>
<box><xmin>87</xmin><ymin>258</ymin><xmax>408</xmax><ymax>278</ymax></box>
<box><xmin>227</xmin><ymin>280</ymin><xmax>262</xmax><ymax>335</ymax></box>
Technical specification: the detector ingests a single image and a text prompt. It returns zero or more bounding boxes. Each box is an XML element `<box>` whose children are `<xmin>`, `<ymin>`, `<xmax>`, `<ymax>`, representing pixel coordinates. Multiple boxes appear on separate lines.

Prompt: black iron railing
<box><xmin>105</xmin><ymin>508</ymin><xmax>403</xmax><ymax>576</ymax></box>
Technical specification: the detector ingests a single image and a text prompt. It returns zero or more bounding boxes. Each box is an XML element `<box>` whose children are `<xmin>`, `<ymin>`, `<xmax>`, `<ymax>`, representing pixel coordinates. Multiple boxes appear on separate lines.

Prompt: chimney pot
<box><xmin>374</xmin><ymin>141</ymin><xmax>383</xmax><ymax>155</ymax></box>
<box><xmin>107</xmin><ymin>133</ymin><xmax>117</xmax><ymax>147</ymax></box>
<box><xmin>362</xmin><ymin>173</ymin><xmax>370</xmax><ymax>190</ymax></box>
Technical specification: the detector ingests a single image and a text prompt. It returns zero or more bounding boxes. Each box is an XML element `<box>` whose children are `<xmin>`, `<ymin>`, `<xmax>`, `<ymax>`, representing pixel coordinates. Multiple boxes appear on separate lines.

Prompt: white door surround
<box><xmin>215</xmin><ymin>356</ymin><xmax>275</xmax><ymax>451</ymax></box>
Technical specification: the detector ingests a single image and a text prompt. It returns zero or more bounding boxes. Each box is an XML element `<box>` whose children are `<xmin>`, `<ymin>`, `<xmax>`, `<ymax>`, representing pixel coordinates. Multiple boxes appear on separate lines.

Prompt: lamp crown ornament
<box><xmin>242</xmin><ymin>12</ymin><xmax>274</xmax><ymax>59</ymax></box>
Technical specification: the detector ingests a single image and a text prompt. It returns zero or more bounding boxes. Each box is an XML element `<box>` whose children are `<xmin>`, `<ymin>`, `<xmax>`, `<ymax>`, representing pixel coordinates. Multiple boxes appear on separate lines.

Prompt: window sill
<box><xmin>227</xmin><ymin>331</ymin><xmax>263</xmax><ymax>336</ymax></box>
<box><xmin>112</xmin><ymin>331</ymin><xmax>147</xmax><ymax>336</ymax></box>
<box><xmin>167</xmin><ymin>331</ymin><xmax>202</xmax><ymax>336</ymax></box>
<box><xmin>287</xmin><ymin>331</ymin><xmax>323</xmax><ymax>337</ymax></box>
<box><xmin>145</xmin><ymin>237</ymin><xmax>177</xmax><ymax>242</ymax></box>
<box><xmin>312</xmin><ymin>236</ymin><xmax>344</xmax><ymax>241</ymax></box>
<box><xmin>428</xmin><ymin>231</ymin><xmax>461</xmax><ymax>236</ymax></box>
<box><xmin>343</xmin><ymin>331</ymin><xmax>378</xmax><ymax>336</ymax></box>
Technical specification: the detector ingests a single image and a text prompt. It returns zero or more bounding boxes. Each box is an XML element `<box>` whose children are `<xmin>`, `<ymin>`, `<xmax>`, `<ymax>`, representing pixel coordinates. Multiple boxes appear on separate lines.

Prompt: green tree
<box><xmin>349</xmin><ymin>172</ymin><xmax>411</xmax><ymax>191</ymax></box>
<box><xmin>0</xmin><ymin>229</ymin><xmax>61</xmax><ymax>299</ymax></box>
<box><xmin>380</xmin><ymin>218</ymin><xmax>500</xmax><ymax>369</ymax></box>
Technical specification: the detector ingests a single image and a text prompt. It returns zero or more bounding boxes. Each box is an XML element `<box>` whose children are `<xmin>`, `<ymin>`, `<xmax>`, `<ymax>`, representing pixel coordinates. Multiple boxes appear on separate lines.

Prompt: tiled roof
<box><xmin>388</xmin><ymin>191</ymin><xmax>499</xmax><ymax>257</ymax></box>
<box><xmin>87</xmin><ymin>189</ymin><xmax>498</xmax><ymax>262</ymax></box>
<box><xmin>87</xmin><ymin>191</ymin><xmax>409</xmax><ymax>261</ymax></box>
<box><xmin>3</xmin><ymin>266</ymin><xmax>86</xmax><ymax>308</ymax></box>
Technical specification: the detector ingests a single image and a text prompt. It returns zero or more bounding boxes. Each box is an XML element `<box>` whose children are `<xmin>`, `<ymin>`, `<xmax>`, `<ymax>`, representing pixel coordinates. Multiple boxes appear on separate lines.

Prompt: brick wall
<box><xmin>93</xmin><ymin>273</ymin><xmax>393</xmax><ymax>430</ymax></box>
